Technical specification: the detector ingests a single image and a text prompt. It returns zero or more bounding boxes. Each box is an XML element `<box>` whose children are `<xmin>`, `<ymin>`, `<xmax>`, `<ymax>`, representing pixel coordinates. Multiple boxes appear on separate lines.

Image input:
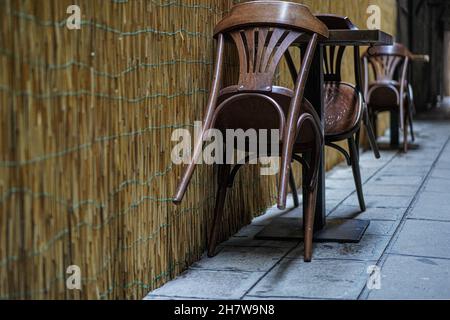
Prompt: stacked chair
<box><xmin>173</xmin><ymin>1</ymin><xmax>328</xmax><ymax>262</ymax></box>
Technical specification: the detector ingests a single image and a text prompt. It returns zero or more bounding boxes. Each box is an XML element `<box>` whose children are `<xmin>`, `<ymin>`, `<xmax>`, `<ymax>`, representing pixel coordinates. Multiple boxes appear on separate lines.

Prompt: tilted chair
<box><xmin>315</xmin><ymin>14</ymin><xmax>381</xmax><ymax>212</ymax></box>
<box><xmin>173</xmin><ymin>1</ymin><xmax>329</xmax><ymax>262</ymax></box>
<box><xmin>363</xmin><ymin>43</ymin><xmax>413</xmax><ymax>152</ymax></box>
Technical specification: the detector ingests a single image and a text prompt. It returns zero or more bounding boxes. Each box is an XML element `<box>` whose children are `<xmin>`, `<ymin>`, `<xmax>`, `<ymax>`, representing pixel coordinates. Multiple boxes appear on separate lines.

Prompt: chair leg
<box><xmin>364</xmin><ymin>108</ymin><xmax>381</xmax><ymax>159</ymax></box>
<box><xmin>289</xmin><ymin>166</ymin><xmax>300</xmax><ymax>208</ymax></box>
<box><xmin>403</xmin><ymin>116</ymin><xmax>409</xmax><ymax>153</ymax></box>
<box><xmin>355</xmin><ymin>129</ymin><xmax>361</xmax><ymax>158</ymax></box>
<box><xmin>303</xmin><ymin>186</ymin><xmax>317</xmax><ymax>262</ymax></box>
<box><xmin>371</xmin><ymin>111</ymin><xmax>378</xmax><ymax>141</ymax></box>
<box><xmin>348</xmin><ymin>136</ymin><xmax>366</xmax><ymax>212</ymax></box>
<box><xmin>301</xmin><ymin>151</ymin><xmax>312</xmax><ymax>224</ymax></box>
<box><xmin>408</xmin><ymin>108</ymin><xmax>415</xmax><ymax>142</ymax></box>
<box><xmin>207</xmin><ymin>164</ymin><xmax>231</xmax><ymax>257</ymax></box>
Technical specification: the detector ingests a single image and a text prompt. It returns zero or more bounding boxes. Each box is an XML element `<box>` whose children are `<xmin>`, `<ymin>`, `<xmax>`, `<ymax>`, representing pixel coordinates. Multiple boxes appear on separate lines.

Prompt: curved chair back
<box><xmin>364</xmin><ymin>43</ymin><xmax>409</xmax><ymax>83</ymax></box>
<box><xmin>316</xmin><ymin>14</ymin><xmax>358</xmax><ymax>82</ymax></box>
<box><xmin>214</xmin><ymin>1</ymin><xmax>328</xmax><ymax>92</ymax></box>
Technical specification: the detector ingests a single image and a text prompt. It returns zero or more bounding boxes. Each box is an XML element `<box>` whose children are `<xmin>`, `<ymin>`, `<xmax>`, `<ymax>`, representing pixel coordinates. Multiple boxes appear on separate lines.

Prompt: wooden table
<box><xmin>255</xmin><ymin>30</ymin><xmax>393</xmax><ymax>243</ymax></box>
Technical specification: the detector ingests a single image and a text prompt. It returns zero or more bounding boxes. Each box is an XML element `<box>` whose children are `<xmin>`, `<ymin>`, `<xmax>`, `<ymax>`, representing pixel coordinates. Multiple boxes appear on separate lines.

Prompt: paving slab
<box><xmin>365</xmin><ymin>220</ymin><xmax>400</xmax><ymax>236</ymax></box>
<box><xmin>423</xmin><ymin>177</ymin><xmax>450</xmax><ymax>193</ymax></box>
<box><xmin>368</xmin><ymin>254</ymin><xmax>450</xmax><ymax>300</ymax></box>
<box><xmin>191</xmin><ymin>246</ymin><xmax>289</xmax><ymax>272</ymax></box>
<box><xmin>233</xmin><ymin>225</ymin><xmax>265</xmax><ymax>237</ymax></box>
<box><xmin>435</xmin><ymin>160</ymin><xmax>450</xmax><ymax>169</ymax></box>
<box><xmin>363</xmin><ymin>184</ymin><xmax>418</xmax><ymax>197</ymax></box>
<box><xmin>220</xmin><ymin>234</ymin><xmax>298</xmax><ymax>249</ymax></box>
<box><xmin>326</xmin><ymin>199</ymin><xmax>343</xmax><ymax>214</ymax></box>
<box><xmin>391</xmin><ymin>220</ymin><xmax>450</xmax><ymax>259</ymax></box>
<box><xmin>326</xmin><ymin>168</ymin><xmax>357</xmax><ymax>180</ymax></box>
<box><xmin>342</xmin><ymin>195</ymin><xmax>412</xmax><ymax>208</ymax></box>
<box><xmin>248</xmin><ymin>259</ymin><xmax>371</xmax><ymax>299</ymax></box>
<box><xmin>326</xmin><ymin>188</ymin><xmax>354</xmax><ymax>200</ymax></box>
<box><xmin>381</xmin><ymin>165</ymin><xmax>430</xmax><ymax>176</ymax></box>
<box><xmin>287</xmin><ymin>235</ymin><xmax>390</xmax><ymax>261</ymax></box>
<box><xmin>408</xmin><ymin>192</ymin><xmax>450</xmax><ymax>221</ymax></box>
<box><xmin>251</xmin><ymin>206</ymin><xmax>294</xmax><ymax>226</ymax></box>
<box><xmin>326</xmin><ymin>178</ymin><xmax>360</xmax><ymax>190</ymax></box>
<box><xmin>431</xmin><ymin>168</ymin><xmax>450</xmax><ymax>180</ymax></box>
<box><xmin>371</xmin><ymin>175</ymin><xmax>424</xmax><ymax>186</ymax></box>
<box><xmin>149</xmin><ymin>269</ymin><xmax>263</xmax><ymax>300</ymax></box>
<box><xmin>328</xmin><ymin>205</ymin><xmax>405</xmax><ymax>221</ymax></box>
<box><xmin>388</xmin><ymin>158</ymin><xmax>435</xmax><ymax>168</ymax></box>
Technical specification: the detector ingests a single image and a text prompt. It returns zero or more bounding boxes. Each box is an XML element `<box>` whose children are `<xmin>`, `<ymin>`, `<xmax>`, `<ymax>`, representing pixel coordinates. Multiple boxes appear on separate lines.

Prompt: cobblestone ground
<box><xmin>146</xmin><ymin>120</ymin><xmax>450</xmax><ymax>300</ymax></box>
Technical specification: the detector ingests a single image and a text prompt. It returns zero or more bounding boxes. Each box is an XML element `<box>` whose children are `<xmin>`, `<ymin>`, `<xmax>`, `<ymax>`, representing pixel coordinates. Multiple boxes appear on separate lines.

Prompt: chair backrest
<box><xmin>364</xmin><ymin>43</ymin><xmax>410</xmax><ymax>82</ymax></box>
<box><xmin>213</xmin><ymin>1</ymin><xmax>328</xmax><ymax>92</ymax></box>
<box><xmin>316</xmin><ymin>14</ymin><xmax>358</xmax><ymax>82</ymax></box>
<box><xmin>363</xmin><ymin>43</ymin><xmax>410</xmax><ymax>133</ymax></box>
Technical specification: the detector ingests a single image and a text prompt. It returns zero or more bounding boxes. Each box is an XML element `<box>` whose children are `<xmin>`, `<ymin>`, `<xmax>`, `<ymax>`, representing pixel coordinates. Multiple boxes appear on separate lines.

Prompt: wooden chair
<box><xmin>363</xmin><ymin>43</ymin><xmax>412</xmax><ymax>152</ymax></box>
<box><xmin>172</xmin><ymin>1</ymin><xmax>329</xmax><ymax>262</ymax></box>
<box><xmin>315</xmin><ymin>14</ymin><xmax>380</xmax><ymax>212</ymax></box>
<box><xmin>399</xmin><ymin>53</ymin><xmax>429</xmax><ymax>144</ymax></box>
<box><xmin>403</xmin><ymin>53</ymin><xmax>429</xmax><ymax>143</ymax></box>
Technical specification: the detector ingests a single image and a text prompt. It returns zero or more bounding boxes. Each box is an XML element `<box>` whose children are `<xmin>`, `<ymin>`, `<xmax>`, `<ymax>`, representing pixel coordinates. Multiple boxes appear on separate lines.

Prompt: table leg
<box><xmin>390</xmin><ymin>110</ymin><xmax>400</xmax><ymax>148</ymax></box>
<box><xmin>303</xmin><ymin>46</ymin><xmax>326</xmax><ymax>231</ymax></box>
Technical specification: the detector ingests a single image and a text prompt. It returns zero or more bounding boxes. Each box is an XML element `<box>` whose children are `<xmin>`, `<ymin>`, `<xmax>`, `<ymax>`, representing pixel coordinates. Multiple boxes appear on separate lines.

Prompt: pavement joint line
<box><xmin>188</xmin><ymin>267</ymin><xmax>269</xmax><ymax>273</ymax></box>
<box><xmin>406</xmin><ymin>217</ymin><xmax>450</xmax><ymax>223</ymax></box>
<box><xmin>240</xmin><ymin>243</ymin><xmax>302</xmax><ymax>300</ymax></box>
<box><xmin>387</xmin><ymin>252</ymin><xmax>450</xmax><ymax>262</ymax></box>
<box><xmin>357</xmin><ymin>135</ymin><xmax>450</xmax><ymax>300</ymax></box>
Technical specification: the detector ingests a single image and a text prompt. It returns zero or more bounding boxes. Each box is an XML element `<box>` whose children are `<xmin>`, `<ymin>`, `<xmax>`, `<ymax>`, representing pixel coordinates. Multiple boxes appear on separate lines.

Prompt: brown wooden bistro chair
<box><xmin>402</xmin><ymin>52</ymin><xmax>429</xmax><ymax>143</ymax></box>
<box><xmin>172</xmin><ymin>1</ymin><xmax>329</xmax><ymax>262</ymax></box>
<box><xmin>363</xmin><ymin>43</ymin><xmax>413</xmax><ymax>152</ymax></box>
<box><xmin>398</xmin><ymin>53</ymin><xmax>429</xmax><ymax>144</ymax></box>
<box><xmin>314</xmin><ymin>14</ymin><xmax>381</xmax><ymax>212</ymax></box>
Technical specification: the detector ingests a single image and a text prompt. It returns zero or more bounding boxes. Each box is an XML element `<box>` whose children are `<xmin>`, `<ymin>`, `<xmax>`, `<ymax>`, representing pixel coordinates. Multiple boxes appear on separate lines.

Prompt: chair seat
<box><xmin>324</xmin><ymin>82</ymin><xmax>361</xmax><ymax>137</ymax></box>
<box><xmin>367</xmin><ymin>81</ymin><xmax>408</xmax><ymax>111</ymax></box>
<box><xmin>216</xmin><ymin>85</ymin><xmax>321</xmax><ymax>149</ymax></box>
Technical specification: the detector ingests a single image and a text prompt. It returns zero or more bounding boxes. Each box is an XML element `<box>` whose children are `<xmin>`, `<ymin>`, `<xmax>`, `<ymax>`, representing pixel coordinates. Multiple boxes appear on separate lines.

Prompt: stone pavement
<box><xmin>146</xmin><ymin>120</ymin><xmax>450</xmax><ymax>300</ymax></box>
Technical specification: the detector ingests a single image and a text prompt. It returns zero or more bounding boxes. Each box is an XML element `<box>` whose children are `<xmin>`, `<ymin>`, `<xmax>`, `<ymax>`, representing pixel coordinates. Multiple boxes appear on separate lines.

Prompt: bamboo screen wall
<box><xmin>0</xmin><ymin>0</ymin><xmax>396</xmax><ymax>299</ymax></box>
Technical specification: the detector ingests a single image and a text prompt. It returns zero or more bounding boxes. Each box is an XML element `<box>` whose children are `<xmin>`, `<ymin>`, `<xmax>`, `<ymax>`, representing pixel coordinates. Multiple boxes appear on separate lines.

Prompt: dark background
<box><xmin>396</xmin><ymin>0</ymin><xmax>450</xmax><ymax>112</ymax></box>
